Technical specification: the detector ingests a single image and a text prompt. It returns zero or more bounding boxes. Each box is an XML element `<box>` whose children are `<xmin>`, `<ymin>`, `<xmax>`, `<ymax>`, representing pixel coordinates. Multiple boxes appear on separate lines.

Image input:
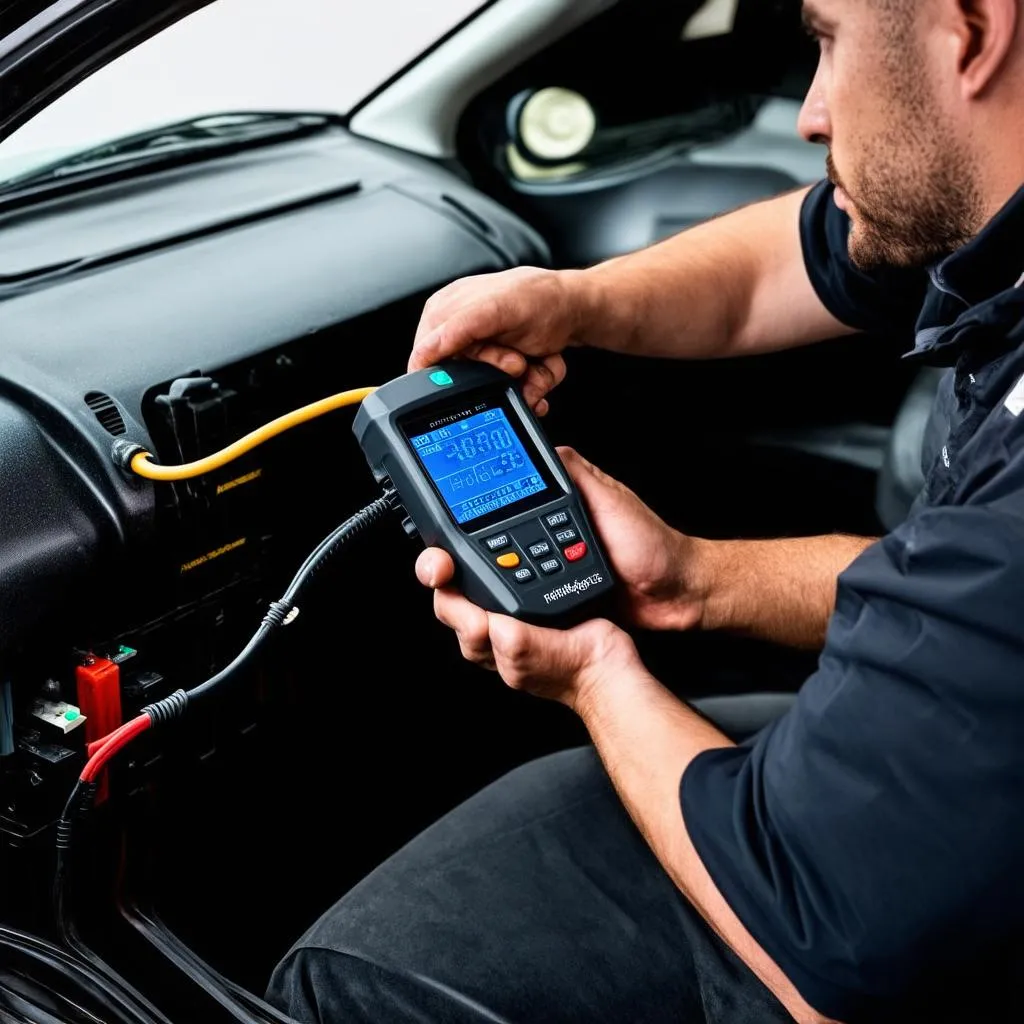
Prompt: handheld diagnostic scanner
<box><xmin>353</xmin><ymin>362</ymin><xmax>615</xmax><ymax>625</ymax></box>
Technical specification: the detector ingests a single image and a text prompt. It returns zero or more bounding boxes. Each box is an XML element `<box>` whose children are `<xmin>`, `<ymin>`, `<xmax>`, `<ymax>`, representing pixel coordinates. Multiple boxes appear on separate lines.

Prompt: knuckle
<box><xmin>502</xmin><ymin>668</ymin><xmax>528</xmax><ymax>692</ymax></box>
<box><xmin>422</xmin><ymin>290</ymin><xmax>447</xmax><ymax>317</ymax></box>
<box><xmin>466</xmin><ymin>622</ymin><xmax>490</xmax><ymax>650</ymax></box>
<box><xmin>461</xmin><ymin>634</ymin><xmax>490</xmax><ymax>664</ymax></box>
<box><xmin>503</xmin><ymin>626</ymin><xmax>531</xmax><ymax>665</ymax></box>
<box><xmin>534</xmin><ymin>360</ymin><xmax>556</xmax><ymax>385</ymax></box>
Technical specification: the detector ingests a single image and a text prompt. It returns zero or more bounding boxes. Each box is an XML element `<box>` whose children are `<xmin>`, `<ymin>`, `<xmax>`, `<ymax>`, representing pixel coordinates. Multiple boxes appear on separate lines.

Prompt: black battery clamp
<box><xmin>353</xmin><ymin>362</ymin><xmax>615</xmax><ymax>625</ymax></box>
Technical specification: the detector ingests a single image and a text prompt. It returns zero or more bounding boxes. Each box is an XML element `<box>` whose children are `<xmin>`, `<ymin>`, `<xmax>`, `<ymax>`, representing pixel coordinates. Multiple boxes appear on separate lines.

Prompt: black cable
<box><xmin>0</xmin><ymin>968</ymin><xmax>101</xmax><ymax>1024</ymax></box>
<box><xmin>46</xmin><ymin>490</ymin><xmax>399</xmax><ymax>1022</ymax></box>
<box><xmin>0</xmin><ymin>926</ymin><xmax>159</xmax><ymax>1024</ymax></box>
<box><xmin>117</xmin><ymin>491</ymin><xmax>400</xmax><ymax>1019</ymax></box>
<box><xmin>50</xmin><ymin>779</ymin><xmax>168</xmax><ymax>1023</ymax></box>
<box><xmin>167</xmin><ymin>489</ymin><xmax>397</xmax><ymax>707</ymax></box>
<box><xmin>120</xmin><ymin>906</ymin><xmax>294</xmax><ymax>1024</ymax></box>
<box><xmin>53</xmin><ymin>781</ymin><xmax>97</xmax><ymax>950</ymax></box>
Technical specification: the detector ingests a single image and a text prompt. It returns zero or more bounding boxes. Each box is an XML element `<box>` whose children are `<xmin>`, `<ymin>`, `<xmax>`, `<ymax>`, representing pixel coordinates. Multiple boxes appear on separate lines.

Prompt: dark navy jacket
<box><xmin>681</xmin><ymin>180</ymin><xmax>1024</xmax><ymax>1021</ymax></box>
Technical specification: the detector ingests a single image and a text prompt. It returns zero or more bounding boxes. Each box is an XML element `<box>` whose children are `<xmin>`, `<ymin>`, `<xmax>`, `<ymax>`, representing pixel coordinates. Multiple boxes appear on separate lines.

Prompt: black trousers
<box><xmin>266</xmin><ymin>696</ymin><xmax>795</xmax><ymax>1024</ymax></box>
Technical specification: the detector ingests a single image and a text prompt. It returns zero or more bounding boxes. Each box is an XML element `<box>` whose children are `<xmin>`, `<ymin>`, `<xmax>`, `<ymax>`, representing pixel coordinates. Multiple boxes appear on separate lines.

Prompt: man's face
<box><xmin>798</xmin><ymin>0</ymin><xmax>984</xmax><ymax>270</ymax></box>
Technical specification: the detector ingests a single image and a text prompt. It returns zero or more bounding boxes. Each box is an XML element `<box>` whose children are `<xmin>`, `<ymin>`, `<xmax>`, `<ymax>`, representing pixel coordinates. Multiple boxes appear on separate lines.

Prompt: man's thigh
<box><xmin>267</xmin><ymin>747</ymin><xmax>789</xmax><ymax>1024</ymax></box>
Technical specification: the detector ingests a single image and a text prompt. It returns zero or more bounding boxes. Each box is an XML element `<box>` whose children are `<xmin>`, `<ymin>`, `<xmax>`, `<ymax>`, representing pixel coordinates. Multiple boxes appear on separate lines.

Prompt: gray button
<box><xmin>539</xmin><ymin>558</ymin><xmax>562</xmax><ymax>575</ymax></box>
<box><xmin>514</xmin><ymin>567</ymin><xmax>535</xmax><ymax>584</ymax></box>
<box><xmin>528</xmin><ymin>541</ymin><xmax>551</xmax><ymax>558</ymax></box>
<box><xmin>485</xmin><ymin>534</ymin><xmax>511</xmax><ymax>551</ymax></box>
<box><xmin>554</xmin><ymin>528</ymin><xmax>579</xmax><ymax>545</ymax></box>
<box><xmin>545</xmin><ymin>511</ymin><xmax>570</xmax><ymax>528</ymax></box>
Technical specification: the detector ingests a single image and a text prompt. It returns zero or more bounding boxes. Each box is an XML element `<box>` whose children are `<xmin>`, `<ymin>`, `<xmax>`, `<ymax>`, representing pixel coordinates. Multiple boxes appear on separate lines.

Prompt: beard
<box><xmin>827</xmin><ymin>135</ymin><xmax>984</xmax><ymax>272</ymax></box>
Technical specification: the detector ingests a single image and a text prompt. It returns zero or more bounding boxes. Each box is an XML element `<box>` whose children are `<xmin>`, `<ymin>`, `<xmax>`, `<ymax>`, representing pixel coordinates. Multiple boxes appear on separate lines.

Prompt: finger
<box><xmin>415</xmin><ymin>548</ymin><xmax>456</xmax><ymax>589</ymax></box>
<box><xmin>434</xmin><ymin>589</ymin><xmax>494</xmax><ymax>665</ymax></box>
<box><xmin>535</xmin><ymin>399</ymin><xmax>550</xmax><ymax>418</ymax></box>
<box><xmin>542</xmin><ymin>353</ymin><xmax>568</xmax><ymax>388</ymax></box>
<box><xmin>521</xmin><ymin>359</ymin><xmax>562</xmax><ymax>410</ymax></box>
<box><xmin>410</xmin><ymin>289</ymin><xmax>457</xmax><ymax>369</ymax></box>
<box><xmin>410</xmin><ymin>300</ymin><xmax>501</xmax><ymax>371</ymax></box>
<box><xmin>472</xmin><ymin>343</ymin><xmax>528</xmax><ymax>378</ymax></box>
<box><xmin>556</xmin><ymin>446</ymin><xmax>618</xmax><ymax>496</ymax></box>
<box><xmin>554</xmin><ymin>446</ymin><xmax>639</xmax><ymax>527</ymax></box>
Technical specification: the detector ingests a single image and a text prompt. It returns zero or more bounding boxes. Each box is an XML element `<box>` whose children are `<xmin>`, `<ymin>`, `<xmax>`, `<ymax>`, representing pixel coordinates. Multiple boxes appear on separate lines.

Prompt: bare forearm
<box><xmin>566</xmin><ymin>187</ymin><xmax>854</xmax><ymax>361</ymax></box>
<box><xmin>693</xmin><ymin>534</ymin><xmax>876</xmax><ymax>648</ymax></box>
<box><xmin>577</xmin><ymin>670</ymin><xmax>836</xmax><ymax>1024</ymax></box>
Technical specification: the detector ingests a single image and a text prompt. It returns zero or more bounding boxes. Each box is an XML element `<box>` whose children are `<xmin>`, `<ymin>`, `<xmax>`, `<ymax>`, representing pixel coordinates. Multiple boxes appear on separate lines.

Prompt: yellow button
<box><xmin>496</xmin><ymin>553</ymin><xmax>521</xmax><ymax>569</ymax></box>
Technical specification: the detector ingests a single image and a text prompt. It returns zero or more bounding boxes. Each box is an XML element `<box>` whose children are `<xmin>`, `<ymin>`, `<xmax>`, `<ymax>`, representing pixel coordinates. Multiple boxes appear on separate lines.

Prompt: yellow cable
<box><xmin>129</xmin><ymin>386</ymin><xmax>378</xmax><ymax>482</ymax></box>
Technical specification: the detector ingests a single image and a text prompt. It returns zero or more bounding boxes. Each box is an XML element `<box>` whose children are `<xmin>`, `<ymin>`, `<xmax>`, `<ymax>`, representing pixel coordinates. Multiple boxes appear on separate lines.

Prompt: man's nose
<box><xmin>798</xmin><ymin>73</ymin><xmax>830</xmax><ymax>145</ymax></box>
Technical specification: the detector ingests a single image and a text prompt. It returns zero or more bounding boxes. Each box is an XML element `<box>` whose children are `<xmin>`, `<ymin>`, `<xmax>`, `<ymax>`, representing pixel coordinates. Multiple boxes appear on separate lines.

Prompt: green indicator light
<box><xmin>64</xmin><ymin>709</ymin><xmax>79</xmax><ymax>721</ymax></box>
<box><xmin>429</xmin><ymin>370</ymin><xmax>454</xmax><ymax>387</ymax></box>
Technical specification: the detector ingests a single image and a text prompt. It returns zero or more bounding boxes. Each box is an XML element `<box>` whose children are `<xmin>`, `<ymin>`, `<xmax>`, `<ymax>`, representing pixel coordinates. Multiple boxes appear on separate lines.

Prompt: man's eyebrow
<box><xmin>801</xmin><ymin>3</ymin><xmax>836</xmax><ymax>34</ymax></box>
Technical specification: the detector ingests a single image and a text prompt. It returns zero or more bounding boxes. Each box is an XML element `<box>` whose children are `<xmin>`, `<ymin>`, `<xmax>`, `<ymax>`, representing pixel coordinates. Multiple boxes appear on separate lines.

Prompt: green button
<box><xmin>64</xmin><ymin>709</ymin><xmax>79</xmax><ymax>721</ymax></box>
<box><xmin>429</xmin><ymin>370</ymin><xmax>454</xmax><ymax>387</ymax></box>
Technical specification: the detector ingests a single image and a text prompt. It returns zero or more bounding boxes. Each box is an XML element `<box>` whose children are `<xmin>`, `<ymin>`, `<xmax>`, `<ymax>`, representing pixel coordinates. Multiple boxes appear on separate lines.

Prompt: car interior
<box><xmin>0</xmin><ymin>1</ymin><xmax>936</xmax><ymax>1020</ymax></box>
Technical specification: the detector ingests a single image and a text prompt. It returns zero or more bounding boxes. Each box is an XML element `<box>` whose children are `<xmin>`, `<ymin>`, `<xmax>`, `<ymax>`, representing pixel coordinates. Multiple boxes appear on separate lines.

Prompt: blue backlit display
<box><xmin>409</xmin><ymin>408</ymin><xmax>548</xmax><ymax>526</ymax></box>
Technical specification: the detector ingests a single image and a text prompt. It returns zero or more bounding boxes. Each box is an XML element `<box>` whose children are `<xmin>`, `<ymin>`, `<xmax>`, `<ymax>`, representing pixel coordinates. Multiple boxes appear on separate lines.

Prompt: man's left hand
<box><xmin>416</xmin><ymin>546</ymin><xmax>642</xmax><ymax>711</ymax></box>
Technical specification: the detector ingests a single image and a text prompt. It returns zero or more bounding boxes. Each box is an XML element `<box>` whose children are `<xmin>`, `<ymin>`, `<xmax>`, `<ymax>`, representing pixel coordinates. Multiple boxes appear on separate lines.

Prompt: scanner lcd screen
<box><xmin>408</xmin><ymin>406</ymin><xmax>550</xmax><ymax>527</ymax></box>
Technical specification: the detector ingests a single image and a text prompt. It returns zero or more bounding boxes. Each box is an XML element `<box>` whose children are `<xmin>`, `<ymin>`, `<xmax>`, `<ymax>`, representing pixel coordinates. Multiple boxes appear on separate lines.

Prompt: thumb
<box><xmin>555</xmin><ymin>446</ymin><xmax>623</xmax><ymax>514</ymax></box>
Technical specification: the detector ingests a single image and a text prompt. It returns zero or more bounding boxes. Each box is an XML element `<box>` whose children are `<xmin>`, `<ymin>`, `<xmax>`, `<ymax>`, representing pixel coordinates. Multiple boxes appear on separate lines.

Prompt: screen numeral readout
<box><xmin>449</xmin><ymin>450</ymin><xmax>525</xmax><ymax>491</ymax></box>
<box><xmin>410</xmin><ymin>407</ymin><xmax>549</xmax><ymax>526</ymax></box>
<box><xmin>429</xmin><ymin>424</ymin><xmax>516</xmax><ymax>466</ymax></box>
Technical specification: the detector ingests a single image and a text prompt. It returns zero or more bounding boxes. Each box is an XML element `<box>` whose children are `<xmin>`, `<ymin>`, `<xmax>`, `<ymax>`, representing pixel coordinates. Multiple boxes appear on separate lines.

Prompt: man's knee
<box><xmin>266</xmin><ymin>747</ymin><xmax>632</xmax><ymax>1022</ymax></box>
<box><xmin>374</xmin><ymin>746</ymin><xmax>614</xmax><ymax>869</ymax></box>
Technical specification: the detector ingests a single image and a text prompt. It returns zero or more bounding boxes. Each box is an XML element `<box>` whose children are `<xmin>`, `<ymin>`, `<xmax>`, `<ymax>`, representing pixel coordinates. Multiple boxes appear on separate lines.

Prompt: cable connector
<box><xmin>56</xmin><ymin>780</ymin><xmax>98</xmax><ymax>849</ymax></box>
<box><xmin>262</xmin><ymin>600</ymin><xmax>297</xmax><ymax>629</ymax></box>
<box><xmin>141</xmin><ymin>689</ymin><xmax>188</xmax><ymax>729</ymax></box>
<box><xmin>111</xmin><ymin>439</ymin><xmax>150</xmax><ymax>472</ymax></box>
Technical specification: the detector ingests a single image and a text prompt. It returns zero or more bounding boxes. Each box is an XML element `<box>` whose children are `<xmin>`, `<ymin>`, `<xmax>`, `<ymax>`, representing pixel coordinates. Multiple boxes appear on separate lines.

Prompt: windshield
<box><xmin>0</xmin><ymin>0</ymin><xmax>482</xmax><ymax>186</ymax></box>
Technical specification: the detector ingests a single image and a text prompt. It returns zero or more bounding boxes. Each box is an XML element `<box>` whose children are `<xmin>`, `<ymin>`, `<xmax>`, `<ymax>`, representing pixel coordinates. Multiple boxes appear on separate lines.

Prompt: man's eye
<box><xmin>806</xmin><ymin>29</ymin><xmax>832</xmax><ymax>52</ymax></box>
<box><xmin>802</xmin><ymin>21</ymin><xmax>832</xmax><ymax>48</ymax></box>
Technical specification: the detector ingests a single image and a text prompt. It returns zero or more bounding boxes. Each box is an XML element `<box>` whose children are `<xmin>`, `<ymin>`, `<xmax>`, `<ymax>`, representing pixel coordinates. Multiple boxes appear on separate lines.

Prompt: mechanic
<box><xmin>267</xmin><ymin>1</ymin><xmax>1024</xmax><ymax>1021</ymax></box>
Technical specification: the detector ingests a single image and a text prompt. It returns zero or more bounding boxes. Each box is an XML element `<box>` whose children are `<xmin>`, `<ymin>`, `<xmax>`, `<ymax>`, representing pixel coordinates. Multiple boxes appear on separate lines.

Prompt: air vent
<box><xmin>84</xmin><ymin>391</ymin><xmax>126</xmax><ymax>436</ymax></box>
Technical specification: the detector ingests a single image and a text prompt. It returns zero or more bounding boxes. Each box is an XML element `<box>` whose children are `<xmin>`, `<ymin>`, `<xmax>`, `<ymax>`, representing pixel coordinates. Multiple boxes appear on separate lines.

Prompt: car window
<box><xmin>0</xmin><ymin>0</ymin><xmax>482</xmax><ymax>184</ymax></box>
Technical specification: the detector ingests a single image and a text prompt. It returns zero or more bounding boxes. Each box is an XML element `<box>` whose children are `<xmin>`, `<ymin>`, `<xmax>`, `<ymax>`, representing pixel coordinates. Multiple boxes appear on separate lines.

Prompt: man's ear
<box><xmin>950</xmin><ymin>0</ymin><xmax>1018</xmax><ymax>98</ymax></box>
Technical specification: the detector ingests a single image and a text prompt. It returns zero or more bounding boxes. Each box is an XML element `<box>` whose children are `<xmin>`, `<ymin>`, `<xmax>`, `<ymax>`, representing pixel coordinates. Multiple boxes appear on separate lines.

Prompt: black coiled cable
<box><xmin>136</xmin><ymin>490</ymin><xmax>398</xmax><ymax>717</ymax></box>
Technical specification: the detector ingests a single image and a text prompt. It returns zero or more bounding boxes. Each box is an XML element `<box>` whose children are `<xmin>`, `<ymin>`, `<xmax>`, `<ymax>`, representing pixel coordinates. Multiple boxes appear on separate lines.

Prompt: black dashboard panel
<box><xmin>0</xmin><ymin>396</ymin><xmax>111</xmax><ymax>640</ymax></box>
<box><xmin>0</xmin><ymin>126</ymin><xmax>548</xmax><ymax>647</ymax></box>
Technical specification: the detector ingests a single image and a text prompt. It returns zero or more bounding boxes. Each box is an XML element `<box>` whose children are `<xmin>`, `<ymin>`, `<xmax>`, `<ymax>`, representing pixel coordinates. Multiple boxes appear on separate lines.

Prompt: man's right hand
<box><xmin>408</xmin><ymin>266</ymin><xmax>585</xmax><ymax>415</ymax></box>
<box><xmin>417</xmin><ymin>446</ymin><xmax>709</xmax><ymax>638</ymax></box>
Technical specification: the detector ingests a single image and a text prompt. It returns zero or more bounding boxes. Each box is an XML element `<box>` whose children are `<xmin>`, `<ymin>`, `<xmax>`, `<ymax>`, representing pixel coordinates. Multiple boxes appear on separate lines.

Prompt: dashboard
<box><xmin>0</xmin><ymin>126</ymin><xmax>547</xmax><ymax>854</ymax></box>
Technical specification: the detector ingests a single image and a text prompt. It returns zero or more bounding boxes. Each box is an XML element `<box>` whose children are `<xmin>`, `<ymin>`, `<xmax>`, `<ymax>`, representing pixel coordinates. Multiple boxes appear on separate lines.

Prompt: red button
<box><xmin>564</xmin><ymin>542</ymin><xmax>587</xmax><ymax>562</ymax></box>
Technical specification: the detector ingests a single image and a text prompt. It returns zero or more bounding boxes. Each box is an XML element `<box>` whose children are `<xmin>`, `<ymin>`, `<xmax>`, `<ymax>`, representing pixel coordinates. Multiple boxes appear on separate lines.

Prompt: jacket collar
<box><xmin>908</xmin><ymin>184</ymin><xmax>1024</xmax><ymax>365</ymax></box>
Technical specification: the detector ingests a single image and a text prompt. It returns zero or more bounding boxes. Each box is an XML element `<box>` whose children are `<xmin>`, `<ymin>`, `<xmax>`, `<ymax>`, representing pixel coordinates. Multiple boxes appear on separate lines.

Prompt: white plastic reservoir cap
<box><xmin>518</xmin><ymin>88</ymin><xmax>597</xmax><ymax>162</ymax></box>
